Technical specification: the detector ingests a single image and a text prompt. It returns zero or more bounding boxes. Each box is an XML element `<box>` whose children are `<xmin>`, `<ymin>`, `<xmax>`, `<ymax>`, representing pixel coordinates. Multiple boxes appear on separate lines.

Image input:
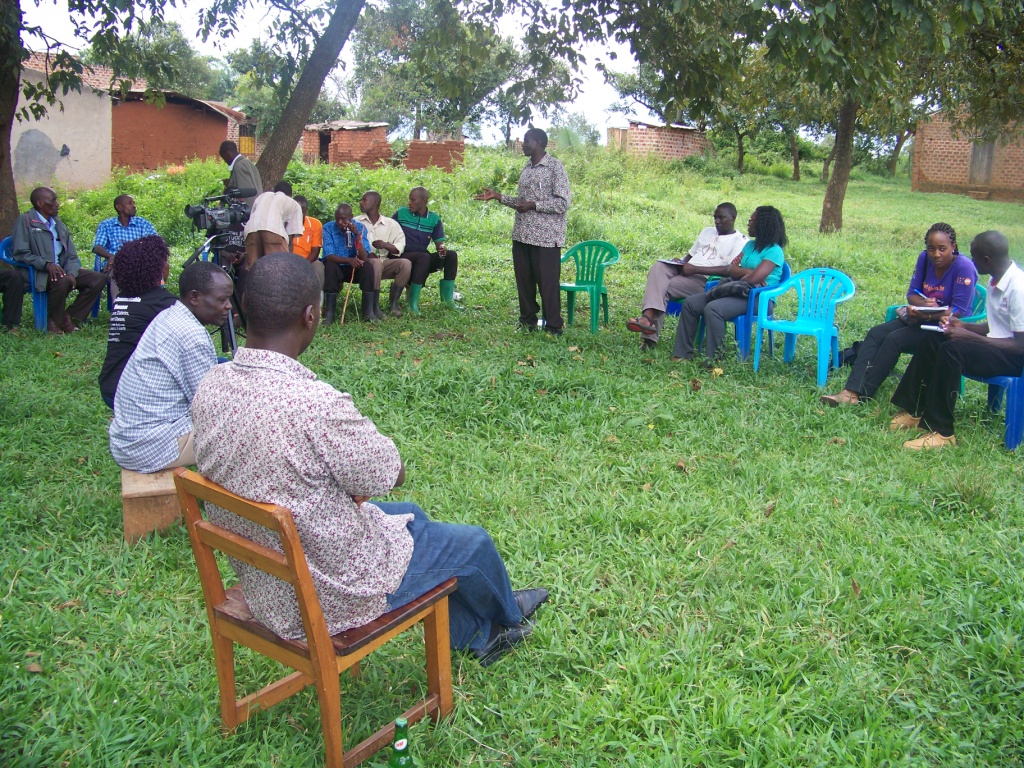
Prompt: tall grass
<box><xmin>3</xmin><ymin>147</ymin><xmax>1024</xmax><ymax>767</ymax></box>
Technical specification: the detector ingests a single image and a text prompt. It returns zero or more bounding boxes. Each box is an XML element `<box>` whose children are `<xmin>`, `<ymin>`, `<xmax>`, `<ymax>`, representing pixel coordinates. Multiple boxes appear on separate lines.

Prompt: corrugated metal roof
<box><xmin>305</xmin><ymin>120</ymin><xmax>390</xmax><ymax>131</ymax></box>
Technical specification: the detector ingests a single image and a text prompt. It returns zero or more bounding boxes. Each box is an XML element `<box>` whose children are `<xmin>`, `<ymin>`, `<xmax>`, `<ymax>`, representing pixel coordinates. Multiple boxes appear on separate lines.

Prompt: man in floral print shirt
<box><xmin>191</xmin><ymin>252</ymin><xmax>548</xmax><ymax>666</ymax></box>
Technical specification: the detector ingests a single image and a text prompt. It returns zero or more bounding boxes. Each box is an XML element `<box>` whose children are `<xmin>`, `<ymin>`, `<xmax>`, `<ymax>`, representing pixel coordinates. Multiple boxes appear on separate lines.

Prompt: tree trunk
<box><xmin>255</xmin><ymin>0</ymin><xmax>365</xmax><ymax>189</ymax></box>
<box><xmin>0</xmin><ymin>3</ymin><xmax>23</xmax><ymax>235</ymax></box>
<box><xmin>413</xmin><ymin>103</ymin><xmax>423</xmax><ymax>141</ymax></box>
<box><xmin>819</xmin><ymin>99</ymin><xmax>859</xmax><ymax>234</ymax></box>
<box><xmin>821</xmin><ymin>141</ymin><xmax>838</xmax><ymax>183</ymax></box>
<box><xmin>887</xmin><ymin>129</ymin><xmax>911</xmax><ymax>176</ymax></box>
<box><xmin>736</xmin><ymin>130</ymin><xmax>745</xmax><ymax>173</ymax></box>
<box><xmin>789</xmin><ymin>130</ymin><xmax>800</xmax><ymax>181</ymax></box>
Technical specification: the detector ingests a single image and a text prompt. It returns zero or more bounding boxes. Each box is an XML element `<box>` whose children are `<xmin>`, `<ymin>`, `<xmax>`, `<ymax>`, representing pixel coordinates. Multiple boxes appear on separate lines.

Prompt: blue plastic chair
<box><xmin>753</xmin><ymin>268</ymin><xmax>857</xmax><ymax>387</ymax></box>
<box><xmin>884</xmin><ymin>282</ymin><xmax>987</xmax><ymax>324</ymax></box>
<box><xmin>560</xmin><ymin>240</ymin><xmax>620</xmax><ymax>333</ymax></box>
<box><xmin>0</xmin><ymin>236</ymin><xmax>48</xmax><ymax>331</ymax></box>
<box><xmin>697</xmin><ymin>261</ymin><xmax>792</xmax><ymax>361</ymax></box>
<box><xmin>962</xmin><ymin>370</ymin><xmax>1024</xmax><ymax>450</ymax></box>
<box><xmin>90</xmin><ymin>254</ymin><xmax>115</xmax><ymax>318</ymax></box>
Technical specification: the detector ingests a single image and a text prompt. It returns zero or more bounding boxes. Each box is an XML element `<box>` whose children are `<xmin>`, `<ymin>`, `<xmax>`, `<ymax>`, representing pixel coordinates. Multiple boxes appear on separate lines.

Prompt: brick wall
<box><xmin>404</xmin><ymin>140</ymin><xmax>464</xmax><ymax>172</ymax></box>
<box><xmin>626</xmin><ymin>123</ymin><xmax>709</xmax><ymax>160</ymax></box>
<box><xmin>912</xmin><ymin>112</ymin><xmax>1024</xmax><ymax>202</ymax></box>
<box><xmin>111</xmin><ymin>100</ymin><xmax>226</xmax><ymax>171</ymax></box>
<box><xmin>302</xmin><ymin>127</ymin><xmax>391</xmax><ymax>168</ymax></box>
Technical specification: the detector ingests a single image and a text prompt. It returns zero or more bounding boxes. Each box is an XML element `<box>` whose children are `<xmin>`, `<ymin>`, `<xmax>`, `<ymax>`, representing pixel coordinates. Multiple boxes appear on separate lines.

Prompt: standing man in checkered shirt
<box><xmin>108</xmin><ymin>261</ymin><xmax>233</xmax><ymax>474</ymax></box>
<box><xmin>93</xmin><ymin>194</ymin><xmax>158</xmax><ymax>300</ymax></box>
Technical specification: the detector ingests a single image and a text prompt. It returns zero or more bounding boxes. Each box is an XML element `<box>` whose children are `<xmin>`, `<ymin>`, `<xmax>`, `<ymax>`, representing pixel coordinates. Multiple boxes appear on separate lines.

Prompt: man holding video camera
<box><xmin>219</xmin><ymin>141</ymin><xmax>262</xmax><ymax>208</ymax></box>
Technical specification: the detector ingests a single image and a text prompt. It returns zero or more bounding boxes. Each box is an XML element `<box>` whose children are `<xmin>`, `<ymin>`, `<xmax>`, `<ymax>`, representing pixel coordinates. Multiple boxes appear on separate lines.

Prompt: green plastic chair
<box><xmin>884</xmin><ymin>282</ymin><xmax>987</xmax><ymax>323</ymax></box>
<box><xmin>560</xmin><ymin>240</ymin><xmax>620</xmax><ymax>333</ymax></box>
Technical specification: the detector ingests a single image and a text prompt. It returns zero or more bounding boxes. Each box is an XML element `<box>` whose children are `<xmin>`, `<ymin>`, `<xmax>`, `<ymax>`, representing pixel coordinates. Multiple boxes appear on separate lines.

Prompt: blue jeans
<box><xmin>381</xmin><ymin>502</ymin><xmax>523</xmax><ymax>653</ymax></box>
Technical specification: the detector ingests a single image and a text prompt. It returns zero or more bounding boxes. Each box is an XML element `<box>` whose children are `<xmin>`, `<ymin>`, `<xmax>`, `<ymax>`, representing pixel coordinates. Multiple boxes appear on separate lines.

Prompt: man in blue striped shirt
<box><xmin>93</xmin><ymin>195</ymin><xmax>158</xmax><ymax>299</ymax></box>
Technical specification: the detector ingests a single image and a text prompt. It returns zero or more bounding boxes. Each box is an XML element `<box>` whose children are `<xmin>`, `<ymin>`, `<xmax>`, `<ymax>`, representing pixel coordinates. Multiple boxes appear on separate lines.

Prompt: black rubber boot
<box><xmin>361</xmin><ymin>292</ymin><xmax>377</xmax><ymax>322</ymax></box>
<box><xmin>372</xmin><ymin>291</ymin><xmax>386</xmax><ymax>320</ymax></box>
<box><xmin>324</xmin><ymin>292</ymin><xmax>338</xmax><ymax>325</ymax></box>
<box><xmin>388</xmin><ymin>284</ymin><xmax>403</xmax><ymax>317</ymax></box>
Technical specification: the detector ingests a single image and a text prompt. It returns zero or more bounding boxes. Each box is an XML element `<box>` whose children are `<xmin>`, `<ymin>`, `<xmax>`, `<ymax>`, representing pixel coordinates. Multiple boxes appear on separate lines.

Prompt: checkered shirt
<box><xmin>109</xmin><ymin>302</ymin><xmax>217</xmax><ymax>473</ymax></box>
<box><xmin>92</xmin><ymin>216</ymin><xmax>158</xmax><ymax>259</ymax></box>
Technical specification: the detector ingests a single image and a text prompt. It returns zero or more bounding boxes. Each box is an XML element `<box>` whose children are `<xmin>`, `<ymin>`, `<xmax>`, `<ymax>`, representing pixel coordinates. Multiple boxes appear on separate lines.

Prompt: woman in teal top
<box><xmin>671</xmin><ymin>206</ymin><xmax>788</xmax><ymax>362</ymax></box>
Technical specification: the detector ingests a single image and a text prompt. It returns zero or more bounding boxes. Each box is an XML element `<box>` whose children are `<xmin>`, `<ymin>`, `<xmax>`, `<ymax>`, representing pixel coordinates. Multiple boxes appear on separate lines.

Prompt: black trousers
<box><xmin>512</xmin><ymin>240</ymin><xmax>562</xmax><ymax>330</ymax></box>
<box><xmin>405</xmin><ymin>250</ymin><xmax>458</xmax><ymax>286</ymax></box>
<box><xmin>47</xmin><ymin>268</ymin><xmax>106</xmax><ymax>324</ymax></box>
<box><xmin>0</xmin><ymin>268</ymin><xmax>25</xmax><ymax>328</ymax></box>
<box><xmin>845</xmin><ymin>318</ymin><xmax>930</xmax><ymax>399</ymax></box>
<box><xmin>323</xmin><ymin>260</ymin><xmax>375</xmax><ymax>293</ymax></box>
<box><xmin>890</xmin><ymin>331</ymin><xmax>1024</xmax><ymax>436</ymax></box>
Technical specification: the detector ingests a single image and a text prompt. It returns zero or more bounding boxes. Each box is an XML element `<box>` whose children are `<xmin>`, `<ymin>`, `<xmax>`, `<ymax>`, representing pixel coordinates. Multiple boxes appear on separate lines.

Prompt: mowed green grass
<box><xmin>3</xmin><ymin>148</ymin><xmax>1024</xmax><ymax>767</ymax></box>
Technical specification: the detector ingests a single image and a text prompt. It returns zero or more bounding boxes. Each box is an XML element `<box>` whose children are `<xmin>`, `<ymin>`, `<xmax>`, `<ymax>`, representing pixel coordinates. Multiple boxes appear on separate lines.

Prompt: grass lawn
<box><xmin>2</xmin><ymin>148</ymin><xmax>1024</xmax><ymax>767</ymax></box>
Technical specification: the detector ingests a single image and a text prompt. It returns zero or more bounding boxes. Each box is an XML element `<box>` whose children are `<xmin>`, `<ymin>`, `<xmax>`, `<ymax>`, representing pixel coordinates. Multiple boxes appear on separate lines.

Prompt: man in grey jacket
<box><xmin>12</xmin><ymin>187</ymin><xmax>105</xmax><ymax>334</ymax></box>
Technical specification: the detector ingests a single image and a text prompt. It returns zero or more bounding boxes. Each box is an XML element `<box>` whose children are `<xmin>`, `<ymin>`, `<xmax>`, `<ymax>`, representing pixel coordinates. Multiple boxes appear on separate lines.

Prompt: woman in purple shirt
<box><xmin>822</xmin><ymin>223</ymin><xmax>978</xmax><ymax>406</ymax></box>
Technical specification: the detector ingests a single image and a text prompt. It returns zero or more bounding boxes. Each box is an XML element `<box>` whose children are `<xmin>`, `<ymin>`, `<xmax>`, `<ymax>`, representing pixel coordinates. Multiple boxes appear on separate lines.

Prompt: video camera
<box><xmin>183</xmin><ymin>188</ymin><xmax>254</xmax><ymax>232</ymax></box>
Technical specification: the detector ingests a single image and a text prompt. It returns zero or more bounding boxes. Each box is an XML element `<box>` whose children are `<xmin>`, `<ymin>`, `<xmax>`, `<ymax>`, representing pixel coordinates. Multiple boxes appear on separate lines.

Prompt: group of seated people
<box><xmin>626</xmin><ymin>203</ymin><xmax>1024</xmax><ymax>451</ymax></box>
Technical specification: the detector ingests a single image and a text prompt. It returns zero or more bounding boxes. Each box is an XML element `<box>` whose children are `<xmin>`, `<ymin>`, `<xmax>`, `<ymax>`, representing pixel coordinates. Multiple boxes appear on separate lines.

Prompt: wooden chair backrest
<box><xmin>173</xmin><ymin>467</ymin><xmax>339</xmax><ymax>665</ymax></box>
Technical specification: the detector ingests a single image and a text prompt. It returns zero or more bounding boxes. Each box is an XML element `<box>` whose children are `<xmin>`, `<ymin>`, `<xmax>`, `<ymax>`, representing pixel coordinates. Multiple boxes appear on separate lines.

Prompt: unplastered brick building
<box><xmin>302</xmin><ymin>121</ymin><xmax>392</xmax><ymax>168</ymax></box>
<box><xmin>608</xmin><ymin>121</ymin><xmax>710</xmax><ymax>161</ymax></box>
<box><xmin>404</xmin><ymin>140</ymin><xmax>464</xmax><ymax>172</ymax></box>
<box><xmin>912</xmin><ymin>111</ymin><xmax>1024</xmax><ymax>202</ymax></box>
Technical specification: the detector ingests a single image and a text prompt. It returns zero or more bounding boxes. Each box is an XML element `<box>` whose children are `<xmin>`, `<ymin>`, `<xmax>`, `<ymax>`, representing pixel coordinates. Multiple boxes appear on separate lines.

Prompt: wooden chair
<box><xmin>173</xmin><ymin>467</ymin><xmax>457</xmax><ymax>768</ymax></box>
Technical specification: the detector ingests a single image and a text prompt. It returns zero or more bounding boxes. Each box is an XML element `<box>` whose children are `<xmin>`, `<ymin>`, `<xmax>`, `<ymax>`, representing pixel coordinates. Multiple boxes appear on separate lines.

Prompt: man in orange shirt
<box><xmin>292</xmin><ymin>195</ymin><xmax>324</xmax><ymax>287</ymax></box>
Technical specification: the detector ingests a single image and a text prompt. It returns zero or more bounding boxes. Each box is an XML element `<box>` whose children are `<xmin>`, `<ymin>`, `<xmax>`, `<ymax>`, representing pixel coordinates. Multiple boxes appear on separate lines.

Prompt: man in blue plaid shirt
<box><xmin>93</xmin><ymin>195</ymin><xmax>158</xmax><ymax>299</ymax></box>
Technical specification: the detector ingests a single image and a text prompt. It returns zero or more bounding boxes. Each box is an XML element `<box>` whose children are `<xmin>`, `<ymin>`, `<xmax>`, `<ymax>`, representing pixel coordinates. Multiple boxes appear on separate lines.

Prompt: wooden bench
<box><xmin>121</xmin><ymin>468</ymin><xmax>182</xmax><ymax>542</ymax></box>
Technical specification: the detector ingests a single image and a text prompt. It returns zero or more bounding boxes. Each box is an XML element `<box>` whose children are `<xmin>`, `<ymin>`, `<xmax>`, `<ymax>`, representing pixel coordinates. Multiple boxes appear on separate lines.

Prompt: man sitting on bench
<box><xmin>190</xmin><ymin>252</ymin><xmax>547</xmax><ymax>666</ymax></box>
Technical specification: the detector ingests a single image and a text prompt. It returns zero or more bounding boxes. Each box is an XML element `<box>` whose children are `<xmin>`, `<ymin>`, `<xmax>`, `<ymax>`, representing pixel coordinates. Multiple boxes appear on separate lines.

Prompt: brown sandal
<box><xmin>626</xmin><ymin>315</ymin><xmax>656</xmax><ymax>334</ymax></box>
<box><xmin>820</xmin><ymin>391</ymin><xmax>860</xmax><ymax>407</ymax></box>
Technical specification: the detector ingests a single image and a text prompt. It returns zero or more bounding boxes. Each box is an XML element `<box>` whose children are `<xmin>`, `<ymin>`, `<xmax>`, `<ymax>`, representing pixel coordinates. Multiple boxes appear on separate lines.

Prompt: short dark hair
<box><xmin>29</xmin><ymin>187</ymin><xmax>53</xmax><ymax>207</ymax></box>
<box><xmin>112</xmin><ymin>235</ymin><xmax>168</xmax><ymax>298</ymax></box>
<box><xmin>751</xmin><ymin>206</ymin><xmax>788</xmax><ymax>251</ymax></box>
<box><xmin>525</xmin><ymin>127</ymin><xmax>548</xmax><ymax>148</ymax></box>
<box><xmin>972</xmin><ymin>230</ymin><xmax>1010</xmax><ymax>262</ymax></box>
<box><xmin>273</xmin><ymin>180</ymin><xmax>293</xmax><ymax>196</ymax></box>
<box><xmin>363</xmin><ymin>190</ymin><xmax>382</xmax><ymax>207</ymax></box>
<box><xmin>293</xmin><ymin>194</ymin><xmax>308</xmax><ymax>206</ymax></box>
<box><xmin>219</xmin><ymin>140</ymin><xmax>238</xmax><ymax>155</ymax></box>
<box><xmin>715</xmin><ymin>202</ymin><xmax>737</xmax><ymax>219</ymax></box>
<box><xmin>243</xmin><ymin>252</ymin><xmax>320</xmax><ymax>331</ymax></box>
<box><xmin>113</xmin><ymin>194</ymin><xmax>132</xmax><ymax>209</ymax></box>
<box><xmin>178</xmin><ymin>261</ymin><xmax>227</xmax><ymax>298</ymax></box>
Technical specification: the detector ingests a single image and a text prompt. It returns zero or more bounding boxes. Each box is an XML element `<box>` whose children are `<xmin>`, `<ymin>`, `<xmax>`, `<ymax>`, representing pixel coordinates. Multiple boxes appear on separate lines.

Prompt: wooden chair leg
<box><xmin>313</xmin><ymin>664</ymin><xmax>345</xmax><ymax>768</ymax></box>
<box><xmin>211</xmin><ymin>633</ymin><xmax>241</xmax><ymax>731</ymax></box>
<box><xmin>423</xmin><ymin>598</ymin><xmax>453</xmax><ymax>720</ymax></box>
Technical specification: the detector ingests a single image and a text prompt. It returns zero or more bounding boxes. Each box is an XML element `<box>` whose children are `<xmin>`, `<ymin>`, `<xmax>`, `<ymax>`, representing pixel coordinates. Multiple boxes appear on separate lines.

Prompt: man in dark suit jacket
<box><xmin>12</xmin><ymin>187</ymin><xmax>105</xmax><ymax>334</ymax></box>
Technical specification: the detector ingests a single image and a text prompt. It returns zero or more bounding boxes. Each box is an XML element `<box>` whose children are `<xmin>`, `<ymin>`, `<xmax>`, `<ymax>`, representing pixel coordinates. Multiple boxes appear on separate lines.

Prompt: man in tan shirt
<box><xmin>242</xmin><ymin>181</ymin><xmax>304</xmax><ymax>268</ymax></box>
<box><xmin>355</xmin><ymin>190</ymin><xmax>412</xmax><ymax>318</ymax></box>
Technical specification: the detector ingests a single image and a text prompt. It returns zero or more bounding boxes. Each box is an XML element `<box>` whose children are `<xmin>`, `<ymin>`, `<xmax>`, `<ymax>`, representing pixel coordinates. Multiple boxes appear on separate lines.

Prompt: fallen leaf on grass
<box><xmin>833</xmin><ymin>498</ymin><xmax>841</xmax><ymax>507</ymax></box>
<box><xmin>365</xmin><ymin>392</ymin><xmax>374</xmax><ymax>399</ymax></box>
<box><xmin>54</xmin><ymin>352</ymin><xmax>64</xmax><ymax>358</ymax></box>
<box><xmin>572</xmin><ymin>354</ymin><xmax>584</xmax><ymax>362</ymax></box>
<box><xmin>827</xmin><ymin>437</ymin><xmax>847</xmax><ymax>446</ymax></box>
<box><xmin>608</xmin><ymin>406</ymin><xmax>616</xmax><ymax>412</ymax></box>
<box><xmin>711</xmin><ymin>367</ymin><xmax>724</xmax><ymax>377</ymax></box>
<box><xmin>513</xmin><ymin>370</ymin><xmax>524</xmax><ymax>376</ymax></box>
<box><xmin>26</xmin><ymin>663</ymin><xmax>43</xmax><ymax>673</ymax></box>
<box><xmin>642</xmin><ymin>483</ymin><xmax>651</xmax><ymax>491</ymax></box>
<box><xmin>394</xmin><ymin>351</ymin><xmax>404</xmax><ymax>358</ymax></box>
<box><xmin>54</xmin><ymin>600</ymin><xmax>82</xmax><ymax>611</ymax></box>
<box><xmin>851</xmin><ymin>578</ymin><xmax>861</xmax><ymax>598</ymax></box>
<box><xmin>606</xmin><ymin>435</ymin><xmax>620</xmax><ymax>443</ymax></box>
<box><xmin>568</xmin><ymin>346</ymin><xmax>580</xmax><ymax>352</ymax></box>
<box><xmin>676</xmin><ymin>460</ymin><xmax>688</xmax><ymax>472</ymax></box>
<box><xmin>690</xmin><ymin>379</ymin><xmax>703</xmax><ymax>392</ymax></box>
<box><xmin>536</xmin><ymin>389</ymin><xmax>548</xmax><ymax>395</ymax></box>
<box><xmin>723</xmin><ymin>539</ymin><xmax>736</xmax><ymax>550</ymax></box>
<box><xmin>400</xmin><ymin>331</ymin><xmax>413</xmax><ymax>337</ymax></box>
<box><xmin>77</xmin><ymin>457</ymin><xmax>86</xmax><ymax>464</ymax></box>
<box><xmin>765</xmin><ymin>501</ymin><xmax>776</xmax><ymax>518</ymax></box>
<box><xmin>413</xmin><ymin>359</ymin><xmax>423</xmax><ymax>366</ymax></box>
<box><xmin>490</xmin><ymin>375</ymin><xmax>496</xmax><ymax>388</ymax></box>
<box><xmin>375</xmin><ymin>348</ymin><xmax>385</xmax><ymax>356</ymax></box>
<box><xmin>25</xmin><ymin>651</ymin><xmax>40</xmax><ymax>657</ymax></box>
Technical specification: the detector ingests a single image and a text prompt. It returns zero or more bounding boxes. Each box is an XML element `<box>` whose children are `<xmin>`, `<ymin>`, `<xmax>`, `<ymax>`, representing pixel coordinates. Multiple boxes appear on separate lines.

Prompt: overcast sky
<box><xmin>22</xmin><ymin>0</ymin><xmax>658</xmax><ymax>143</ymax></box>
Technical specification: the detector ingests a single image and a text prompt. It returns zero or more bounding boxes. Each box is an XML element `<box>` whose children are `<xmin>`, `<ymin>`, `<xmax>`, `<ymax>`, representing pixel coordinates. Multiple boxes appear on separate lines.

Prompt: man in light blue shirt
<box><xmin>321</xmin><ymin>203</ymin><xmax>375</xmax><ymax>324</ymax></box>
<box><xmin>93</xmin><ymin>194</ymin><xmax>158</xmax><ymax>300</ymax></box>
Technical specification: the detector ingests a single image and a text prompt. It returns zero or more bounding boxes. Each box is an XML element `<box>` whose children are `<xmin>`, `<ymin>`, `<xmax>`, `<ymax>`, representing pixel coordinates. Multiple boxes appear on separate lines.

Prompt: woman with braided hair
<box><xmin>98</xmin><ymin>235</ymin><xmax>177</xmax><ymax>409</ymax></box>
<box><xmin>821</xmin><ymin>223</ymin><xmax>978</xmax><ymax>406</ymax></box>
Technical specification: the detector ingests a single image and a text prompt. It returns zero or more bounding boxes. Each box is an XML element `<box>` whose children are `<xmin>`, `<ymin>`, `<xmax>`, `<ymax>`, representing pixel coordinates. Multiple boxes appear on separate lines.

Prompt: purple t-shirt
<box><xmin>907</xmin><ymin>251</ymin><xmax>978</xmax><ymax>315</ymax></box>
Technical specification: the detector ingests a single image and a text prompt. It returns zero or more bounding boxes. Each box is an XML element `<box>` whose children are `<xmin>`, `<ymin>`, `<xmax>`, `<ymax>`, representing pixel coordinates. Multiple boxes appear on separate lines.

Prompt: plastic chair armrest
<box><xmin>755</xmin><ymin>282</ymin><xmax>791</xmax><ymax>323</ymax></box>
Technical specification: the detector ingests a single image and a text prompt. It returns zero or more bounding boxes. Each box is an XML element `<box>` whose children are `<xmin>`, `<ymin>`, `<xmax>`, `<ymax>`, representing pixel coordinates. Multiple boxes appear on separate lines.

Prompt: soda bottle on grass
<box><xmin>388</xmin><ymin>717</ymin><xmax>415</xmax><ymax>767</ymax></box>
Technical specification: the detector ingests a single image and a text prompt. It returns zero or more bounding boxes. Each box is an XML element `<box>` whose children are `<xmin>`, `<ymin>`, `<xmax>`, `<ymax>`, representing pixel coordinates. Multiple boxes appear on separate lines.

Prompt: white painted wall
<box><xmin>12</xmin><ymin>69</ymin><xmax>113</xmax><ymax>192</ymax></box>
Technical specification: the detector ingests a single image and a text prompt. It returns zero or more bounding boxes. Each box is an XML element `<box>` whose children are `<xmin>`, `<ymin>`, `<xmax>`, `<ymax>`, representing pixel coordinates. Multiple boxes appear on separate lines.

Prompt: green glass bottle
<box><xmin>388</xmin><ymin>718</ymin><xmax>415</xmax><ymax>767</ymax></box>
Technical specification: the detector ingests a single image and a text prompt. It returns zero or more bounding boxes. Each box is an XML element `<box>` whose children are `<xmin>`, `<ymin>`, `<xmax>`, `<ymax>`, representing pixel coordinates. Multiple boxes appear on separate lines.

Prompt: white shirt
<box><xmin>243</xmin><ymin>192</ymin><xmax>304</xmax><ymax>240</ymax></box>
<box><xmin>986</xmin><ymin>261</ymin><xmax>1024</xmax><ymax>339</ymax></box>
<box><xmin>354</xmin><ymin>213</ymin><xmax>406</xmax><ymax>257</ymax></box>
<box><xmin>686</xmin><ymin>227</ymin><xmax>748</xmax><ymax>268</ymax></box>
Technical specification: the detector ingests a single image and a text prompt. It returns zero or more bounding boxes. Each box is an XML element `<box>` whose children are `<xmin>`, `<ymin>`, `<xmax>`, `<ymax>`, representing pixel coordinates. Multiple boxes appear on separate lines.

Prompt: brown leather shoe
<box><xmin>903</xmin><ymin>432</ymin><xmax>957</xmax><ymax>450</ymax></box>
<box><xmin>60</xmin><ymin>316</ymin><xmax>79</xmax><ymax>333</ymax></box>
<box><xmin>46</xmin><ymin>320</ymin><xmax>65</xmax><ymax>335</ymax></box>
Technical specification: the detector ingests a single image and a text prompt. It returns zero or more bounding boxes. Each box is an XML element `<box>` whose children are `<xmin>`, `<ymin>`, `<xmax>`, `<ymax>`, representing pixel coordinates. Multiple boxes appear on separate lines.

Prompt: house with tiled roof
<box><xmin>13</xmin><ymin>52</ymin><xmax>257</xmax><ymax>192</ymax></box>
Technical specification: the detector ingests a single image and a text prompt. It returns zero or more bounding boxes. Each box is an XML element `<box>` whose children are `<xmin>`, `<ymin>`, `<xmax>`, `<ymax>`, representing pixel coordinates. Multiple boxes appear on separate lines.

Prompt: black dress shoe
<box><xmin>513</xmin><ymin>588</ymin><xmax>549</xmax><ymax>621</ymax></box>
<box><xmin>474</xmin><ymin>622</ymin><xmax>534</xmax><ymax>667</ymax></box>
<box><xmin>543</xmin><ymin>326</ymin><xmax>563</xmax><ymax>336</ymax></box>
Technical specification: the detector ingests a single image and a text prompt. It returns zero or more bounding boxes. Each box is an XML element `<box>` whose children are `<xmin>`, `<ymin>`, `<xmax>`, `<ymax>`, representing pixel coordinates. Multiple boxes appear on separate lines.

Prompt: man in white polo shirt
<box><xmin>242</xmin><ymin>181</ymin><xmax>304</xmax><ymax>268</ymax></box>
<box><xmin>890</xmin><ymin>230</ymin><xmax>1024</xmax><ymax>449</ymax></box>
<box><xmin>625</xmin><ymin>202</ymin><xmax>747</xmax><ymax>350</ymax></box>
<box><xmin>354</xmin><ymin>189</ymin><xmax>412</xmax><ymax>318</ymax></box>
